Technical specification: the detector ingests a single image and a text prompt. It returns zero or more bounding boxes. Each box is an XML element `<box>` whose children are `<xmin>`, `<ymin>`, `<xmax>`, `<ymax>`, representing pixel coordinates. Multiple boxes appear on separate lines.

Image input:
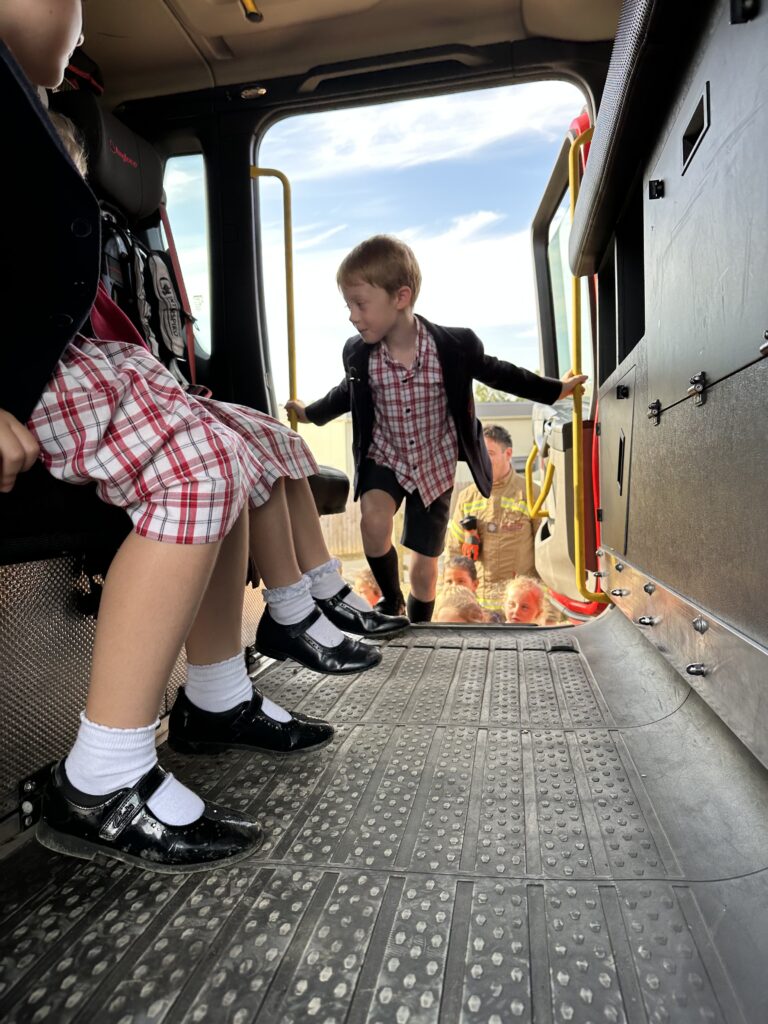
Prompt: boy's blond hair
<box><xmin>337</xmin><ymin>235</ymin><xmax>421</xmax><ymax>304</ymax></box>
<box><xmin>435</xmin><ymin>584</ymin><xmax>485</xmax><ymax>623</ymax></box>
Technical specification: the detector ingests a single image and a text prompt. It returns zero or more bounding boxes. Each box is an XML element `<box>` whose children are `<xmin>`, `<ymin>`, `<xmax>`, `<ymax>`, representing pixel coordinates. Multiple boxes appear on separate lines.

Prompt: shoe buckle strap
<box><xmin>99</xmin><ymin>764</ymin><xmax>169</xmax><ymax>840</ymax></box>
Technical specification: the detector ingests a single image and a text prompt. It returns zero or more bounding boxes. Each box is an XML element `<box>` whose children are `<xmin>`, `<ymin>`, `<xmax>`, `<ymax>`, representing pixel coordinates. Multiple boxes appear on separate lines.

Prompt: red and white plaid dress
<box><xmin>26</xmin><ymin>287</ymin><xmax>318</xmax><ymax>544</ymax></box>
<box><xmin>367</xmin><ymin>318</ymin><xmax>458</xmax><ymax>507</ymax></box>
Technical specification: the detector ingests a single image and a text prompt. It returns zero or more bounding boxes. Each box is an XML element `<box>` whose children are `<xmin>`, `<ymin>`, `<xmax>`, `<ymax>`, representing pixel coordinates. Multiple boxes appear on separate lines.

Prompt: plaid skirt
<box><xmin>27</xmin><ymin>336</ymin><xmax>318</xmax><ymax>544</ymax></box>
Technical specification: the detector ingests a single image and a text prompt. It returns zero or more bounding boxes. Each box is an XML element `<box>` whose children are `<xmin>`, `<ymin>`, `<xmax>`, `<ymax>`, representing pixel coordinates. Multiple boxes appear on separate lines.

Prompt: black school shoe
<box><xmin>375</xmin><ymin>594</ymin><xmax>407</xmax><ymax>617</ymax></box>
<box><xmin>255</xmin><ymin>606</ymin><xmax>381</xmax><ymax>674</ymax></box>
<box><xmin>168</xmin><ymin>686</ymin><xmax>334</xmax><ymax>756</ymax></box>
<box><xmin>316</xmin><ymin>585</ymin><xmax>409</xmax><ymax>637</ymax></box>
<box><xmin>37</xmin><ymin>761</ymin><xmax>263</xmax><ymax>874</ymax></box>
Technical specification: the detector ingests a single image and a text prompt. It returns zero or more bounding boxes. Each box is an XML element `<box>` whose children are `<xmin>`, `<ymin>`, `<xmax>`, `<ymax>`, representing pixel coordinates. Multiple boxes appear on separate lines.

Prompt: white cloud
<box><xmin>263</xmin><ymin>212</ymin><xmax>540</xmax><ymax>403</ymax></box>
<box><xmin>260</xmin><ymin>81</ymin><xmax>583</xmax><ymax>181</ymax></box>
<box><xmin>295</xmin><ymin>224</ymin><xmax>348</xmax><ymax>250</ymax></box>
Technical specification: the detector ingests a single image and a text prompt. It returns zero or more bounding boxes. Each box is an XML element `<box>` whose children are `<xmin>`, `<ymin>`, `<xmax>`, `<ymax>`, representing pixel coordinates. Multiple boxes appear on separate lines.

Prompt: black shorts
<box><xmin>358</xmin><ymin>459</ymin><xmax>453</xmax><ymax>558</ymax></box>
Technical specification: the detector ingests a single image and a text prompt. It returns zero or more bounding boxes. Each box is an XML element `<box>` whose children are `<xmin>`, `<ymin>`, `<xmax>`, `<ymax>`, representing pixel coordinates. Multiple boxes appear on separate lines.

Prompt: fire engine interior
<box><xmin>1</xmin><ymin>0</ymin><xmax>767</xmax><ymax>1021</ymax></box>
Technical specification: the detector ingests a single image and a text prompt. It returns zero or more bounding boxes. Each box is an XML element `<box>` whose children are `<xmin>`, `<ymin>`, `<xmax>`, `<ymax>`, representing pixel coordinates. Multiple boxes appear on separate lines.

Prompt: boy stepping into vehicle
<box><xmin>287</xmin><ymin>236</ymin><xmax>586</xmax><ymax>622</ymax></box>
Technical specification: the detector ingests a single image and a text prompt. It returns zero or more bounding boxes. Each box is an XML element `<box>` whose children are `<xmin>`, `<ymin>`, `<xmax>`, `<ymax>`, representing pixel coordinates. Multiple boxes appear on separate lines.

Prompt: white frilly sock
<box><xmin>65</xmin><ymin>713</ymin><xmax>204</xmax><ymax>826</ymax></box>
<box><xmin>185</xmin><ymin>652</ymin><xmax>291</xmax><ymax>723</ymax></box>
<box><xmin>263</xmin><ymin>575</ymin><xmax>345</xmax><ymax>648</ymax></box>
<box><xmin>305</xmin><ymin>558</ymin><xmax>372</xmax><ymax>612</ymax></box>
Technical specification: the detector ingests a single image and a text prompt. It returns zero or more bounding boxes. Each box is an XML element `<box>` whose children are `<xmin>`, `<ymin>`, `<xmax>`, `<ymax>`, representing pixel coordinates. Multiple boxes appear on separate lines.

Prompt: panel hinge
<box><xmin>595</xmin><ymin>422</ymin><xmax>601</xmax><ymax>436</ymax></box>
<box><xmin>687</xmin><ymin>370</ymin><xmax>707</xmax><ymax>406</ymax></box>
<box><xmin>596</xmin><ymin>507</ymin><xmax>603</xmax><ymax>522</ymax></box>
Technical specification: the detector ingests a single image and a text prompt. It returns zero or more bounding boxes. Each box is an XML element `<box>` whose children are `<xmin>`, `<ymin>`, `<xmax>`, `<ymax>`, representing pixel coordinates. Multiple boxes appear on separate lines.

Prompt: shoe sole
<box><xmin>166</xmin><ymin>733</ymin><xmax>335</xmax><ymax>758</ymax></box>
<box><xmin>256</xmin><ymin>643</ymin><xmax>381</xmax><ymax>674</ymax></box>
<box><xmin>36</xmin><ymin>819</ymin><xmax>264</xmax><ymax>875</ymax></box>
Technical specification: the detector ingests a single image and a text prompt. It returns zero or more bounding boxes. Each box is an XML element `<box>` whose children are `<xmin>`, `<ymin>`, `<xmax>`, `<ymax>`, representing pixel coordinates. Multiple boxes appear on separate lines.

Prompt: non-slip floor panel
<box><xmin>1</xmin><ymin>615</ymin><xmax>766</xmax><ymax>1023</ymax></box>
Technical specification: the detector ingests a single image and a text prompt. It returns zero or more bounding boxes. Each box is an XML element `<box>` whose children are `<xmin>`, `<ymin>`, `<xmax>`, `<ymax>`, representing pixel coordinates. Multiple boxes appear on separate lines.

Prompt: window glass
<box><xmin>163</xmin><ymin>154</ymin><xmax>212</xmax><ymax>355</ymax></box>
<box><xmin>547</xmin><ymin>192</ymin><xmax>593</xmax><ymax>397</ymax></box>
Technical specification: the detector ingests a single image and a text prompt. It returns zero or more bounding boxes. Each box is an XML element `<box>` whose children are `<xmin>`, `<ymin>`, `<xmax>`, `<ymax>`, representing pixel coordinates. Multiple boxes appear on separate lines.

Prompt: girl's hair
<box><xmin>503</xmin><ymin>575</ymin><xmax>546</xmax><ymax>623</ymax></box>
<box><xmin>48</xmin><ymin>110</ymin><xmax>88</xmax><ymax>177</ymax></box>
<box><xmin>435</xmin><ymin>584</ymin><xmax>486</xmax><ymax>623</ymax></box>
<box><xmin>337</xmin><ymin>235</ymin><xmax>422</xmax><ymax>303</ymax></box>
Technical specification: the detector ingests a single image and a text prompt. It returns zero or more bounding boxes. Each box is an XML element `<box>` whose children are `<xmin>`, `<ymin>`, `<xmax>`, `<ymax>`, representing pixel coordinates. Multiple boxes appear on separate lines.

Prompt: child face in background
<box><xmin>342</xmin><ymin>280</ymin><xmax>409</xmax><ymax>345</ymax></box>
<box><xmin>504</xmin><ymin>587</ymin><xmax>542</xmax><ymax>625</ymax></box>
<box><xmin>444</xmin><ymin>566</ymin><xmax>477</xmax><ymax>592</ymax></box>
<box><xmin>0</xmin><ymin>0</ymin><xmax>84</xmax><ymax>88</ymax></box>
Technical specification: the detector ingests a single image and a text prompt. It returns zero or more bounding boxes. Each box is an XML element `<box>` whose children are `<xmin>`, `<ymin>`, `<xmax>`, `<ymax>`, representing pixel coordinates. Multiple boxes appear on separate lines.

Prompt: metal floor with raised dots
<box><xmin>2</xmin><ymin>609</ymin><xmax>768</xmax><ymax>1024</ymax></box>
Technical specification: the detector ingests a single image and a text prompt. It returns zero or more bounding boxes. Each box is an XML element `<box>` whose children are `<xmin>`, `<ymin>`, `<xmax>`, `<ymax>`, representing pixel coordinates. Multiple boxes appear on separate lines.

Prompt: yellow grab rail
<box><xmin>250</xmin><ymin>167</ymin><xmax>298</xmax><ymax>429</ymax></box>
<box><xmin>524</xmin><ymin>443</ymin><xmax>554</xmax><ymax>518</ymax></box>
<box><xmin>568</xmin><ymin>128</ymin><xmax>610</xmax><ymax>604</ymax></box>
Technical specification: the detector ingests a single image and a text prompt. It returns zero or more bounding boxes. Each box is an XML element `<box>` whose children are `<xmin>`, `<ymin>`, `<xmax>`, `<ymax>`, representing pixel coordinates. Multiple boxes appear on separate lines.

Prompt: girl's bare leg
<box><xmin>86</xmin><ymin>531</ymin><xmax>221</xmax><ymax>727</ymax></box>
<box><xmin>185</xmin><ymin>507</ymin><xmax>249</xmax><ymax>665</ymax></box>
<box><xmin>283</xmin><ymin>476</ymin><xmax>334</xmax><ymax>571</ymax></box>
<box><xmin>247</xmin><ymin>478</ymin><xmax>304</xmax><ymax>586</ymax></box>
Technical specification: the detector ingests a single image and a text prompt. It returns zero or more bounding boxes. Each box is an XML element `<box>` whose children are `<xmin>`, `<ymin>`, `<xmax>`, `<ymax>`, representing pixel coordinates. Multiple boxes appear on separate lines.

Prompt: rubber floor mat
<box><xmin>1</xmin><ymin>612</ymin><xmax>767</xmax><ymax>1023</ymax></box>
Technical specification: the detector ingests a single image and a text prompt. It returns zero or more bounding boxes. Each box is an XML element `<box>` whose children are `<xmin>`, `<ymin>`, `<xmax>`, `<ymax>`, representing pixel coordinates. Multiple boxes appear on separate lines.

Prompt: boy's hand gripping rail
<box><xmin>524</xmin><ymin>443</ymin><xmax>554</xmax><ymax>518</ymax></box>
<box><xmin>250</xmin><ymin>167</ymin><xmax>298</xmax><ymax>429</ymax></box>
<box><xmin>568</xmin><ymin>128</ymin><xmax>609</xmax><ymax>605</ymax></box>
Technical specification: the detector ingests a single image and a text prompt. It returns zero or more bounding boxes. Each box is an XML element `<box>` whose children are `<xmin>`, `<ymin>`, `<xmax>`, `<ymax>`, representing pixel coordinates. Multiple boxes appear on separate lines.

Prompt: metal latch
<box><xmin>647</xmin><ymin>399</ymin><xmax>661</xmax><ymax>425</ymax></box>
<box><xmin>687</xmin><ymin>370</ymin><xmax>707</xmax><ymax>406</ymax></box>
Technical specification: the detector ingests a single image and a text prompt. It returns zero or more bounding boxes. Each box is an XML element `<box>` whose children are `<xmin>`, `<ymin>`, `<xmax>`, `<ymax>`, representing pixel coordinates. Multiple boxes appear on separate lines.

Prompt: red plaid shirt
<box><xmin>367</xmin><ymin>318</ymin><xmax>458</xmax><ymax>506</ymax></box>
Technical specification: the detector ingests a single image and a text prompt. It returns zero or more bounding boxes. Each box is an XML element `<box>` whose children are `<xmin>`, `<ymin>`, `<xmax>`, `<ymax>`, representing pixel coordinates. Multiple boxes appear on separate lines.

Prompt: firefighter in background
<box><xmin>445</xmin><ymin>424</ymin><xmax>542</xmax><ymax>616</ymax></box>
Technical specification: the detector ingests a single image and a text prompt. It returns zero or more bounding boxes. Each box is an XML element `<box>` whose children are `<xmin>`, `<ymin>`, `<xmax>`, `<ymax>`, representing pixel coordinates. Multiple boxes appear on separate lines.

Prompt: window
<box><xmin>256</xmin><ymin>81</ymin><xmax>584</xmax><ymax>605</ymax></box>
<box><xmin>547</xmin><ymin>192</ymin><xmax>594</xmax><ymax>398</ymax></box>
<box><xmin>163</xmin><ymin>154</ymin><xmax>212</xmax><ymax>355</ymax></box>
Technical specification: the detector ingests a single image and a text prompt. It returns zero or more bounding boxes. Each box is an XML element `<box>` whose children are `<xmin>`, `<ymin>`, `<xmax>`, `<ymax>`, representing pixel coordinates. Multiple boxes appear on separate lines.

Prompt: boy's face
<box><xmin>1</xmin><ymin>0</ymin><xmax>84</xmax><ymax>88</ymax></box>
<box><xmin>445</xmin><ymin>566</ymin><xmax>477</xmax><ymax>592</ymax></box>
<box><xmin>342</xmin><ymin>279</ymin><xmax>411</xmax><ymax>345</ymax></box>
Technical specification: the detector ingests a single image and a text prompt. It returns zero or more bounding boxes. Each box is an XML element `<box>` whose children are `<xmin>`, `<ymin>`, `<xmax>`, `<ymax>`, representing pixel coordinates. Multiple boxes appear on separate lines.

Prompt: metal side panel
<box><xmin>1</xmin><ymin>613</ymin><xmax>767</xmax><ymax>1023</ymax></box>
<box><xmin>0</xmin><ymin>558</ymin><xmax>264</xmax><ymax>825</ymax></box>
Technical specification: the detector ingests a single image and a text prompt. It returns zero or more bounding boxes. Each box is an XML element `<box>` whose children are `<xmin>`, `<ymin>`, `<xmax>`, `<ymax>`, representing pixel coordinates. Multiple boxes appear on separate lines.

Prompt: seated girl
<box><xmin>0</xmin><ymin>0</ymin><xmax>405</xmax><ymax>874</ymax></box>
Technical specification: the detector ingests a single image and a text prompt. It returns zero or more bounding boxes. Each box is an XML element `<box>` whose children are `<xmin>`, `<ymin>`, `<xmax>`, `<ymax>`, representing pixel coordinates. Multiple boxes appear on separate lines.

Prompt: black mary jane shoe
<box><xmin>37</xmin><ymin>762</ymin><xmax>263</xmax><ymax>874</ymax></box>
<box><xmin>316</xmin><ymin>585</ymin><xmax>409</xmax><ymax>637</ymax></box>
<box><xmin>168</xmin><ymin>686</ymin><xmax>334</xmax><ymax>757</ymax></box>
<box><xmin>255</xmin><ymin>606</ymin><xmax>382</xmax><ymax>675</ymax></box>
<box><xmin>375</xmin><ymin>594</ymin><xmax>407</xmax><ymax>617</ymax></box>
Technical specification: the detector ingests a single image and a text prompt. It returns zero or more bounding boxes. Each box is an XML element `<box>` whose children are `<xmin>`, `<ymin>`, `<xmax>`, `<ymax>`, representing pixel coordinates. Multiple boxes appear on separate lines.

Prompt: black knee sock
<box><xmin>366</xmin><ymin>547</ymin><xmax>403</xmax><ymax>604</ymax></box>
<box><xmin>407</xmin><ymin>595</ymin><xmax>435</xmax><ymax>623</ymax></box>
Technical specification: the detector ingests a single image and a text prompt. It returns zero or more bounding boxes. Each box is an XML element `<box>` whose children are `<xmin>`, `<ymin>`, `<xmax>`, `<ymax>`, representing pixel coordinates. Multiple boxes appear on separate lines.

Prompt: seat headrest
<box><xmin>50</xmin><ymin>91</ymin><xmax>163</xmax><ymax>223</ymax></box>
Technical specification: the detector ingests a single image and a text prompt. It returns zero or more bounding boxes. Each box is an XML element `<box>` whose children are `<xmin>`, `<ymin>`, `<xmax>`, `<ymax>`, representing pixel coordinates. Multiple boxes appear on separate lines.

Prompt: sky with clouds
<box><xmin>165</xmin><ymin>79</ymin><xmax>584</xmax><ymax>403</ymax></box>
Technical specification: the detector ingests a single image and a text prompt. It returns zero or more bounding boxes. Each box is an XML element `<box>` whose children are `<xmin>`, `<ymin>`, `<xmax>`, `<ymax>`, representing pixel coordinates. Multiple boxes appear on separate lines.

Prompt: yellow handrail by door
<box><xmin>524</xmin><ymin>443</ymin><xmax>554</xmax><ymax>518</ymax></box>
<box><xmin>250</xmin><ymin>167</ymin><xmax>298</xmax><ymax>429</ymax></box>
<box><xmin>568</xmin><ymin>129</ymin><xmax>610</xmax><ymax>605</ymax></box>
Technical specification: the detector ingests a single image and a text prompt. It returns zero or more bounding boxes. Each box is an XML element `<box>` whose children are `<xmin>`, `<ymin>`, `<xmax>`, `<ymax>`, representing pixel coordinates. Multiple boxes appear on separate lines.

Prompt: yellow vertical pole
<box><xmin>250</xmin><ymin>166</ymin><xmax>297</xmax><ymax>429</ymax></box>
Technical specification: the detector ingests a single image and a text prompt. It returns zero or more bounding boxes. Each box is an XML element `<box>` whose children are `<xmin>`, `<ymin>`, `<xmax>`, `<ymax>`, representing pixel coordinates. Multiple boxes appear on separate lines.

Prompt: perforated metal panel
<box><xmin>0</xmin><ymin>558</ymin><xmax>264</xmax><ymax>818</ymax></box>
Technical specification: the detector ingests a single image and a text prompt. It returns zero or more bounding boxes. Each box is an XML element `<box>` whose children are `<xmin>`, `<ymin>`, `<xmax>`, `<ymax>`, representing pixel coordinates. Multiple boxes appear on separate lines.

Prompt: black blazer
<box><xmin>1</xmin><ymin>41</ymin><xmax>101</xmax><ymax>423</ymax></box>
<box><xmin>305</xmin><ymin>315</ymin><xmax>562</xmax><ymax>499</ymax></box>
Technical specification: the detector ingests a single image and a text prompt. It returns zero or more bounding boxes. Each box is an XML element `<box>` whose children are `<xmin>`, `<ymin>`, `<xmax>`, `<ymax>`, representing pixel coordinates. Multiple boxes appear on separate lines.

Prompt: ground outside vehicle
<box><xmin>1</xmin><ymin>1</ymin><xmax>767</xmax><ymax>1021</ymax></box>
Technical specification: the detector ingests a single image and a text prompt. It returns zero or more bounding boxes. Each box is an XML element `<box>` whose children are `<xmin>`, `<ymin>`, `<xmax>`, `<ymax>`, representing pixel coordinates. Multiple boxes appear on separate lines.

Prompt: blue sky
<box><xmin>165</xmin><ymin>79</ymin><xmax>584</xmax><ymax>402</ymax></box>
